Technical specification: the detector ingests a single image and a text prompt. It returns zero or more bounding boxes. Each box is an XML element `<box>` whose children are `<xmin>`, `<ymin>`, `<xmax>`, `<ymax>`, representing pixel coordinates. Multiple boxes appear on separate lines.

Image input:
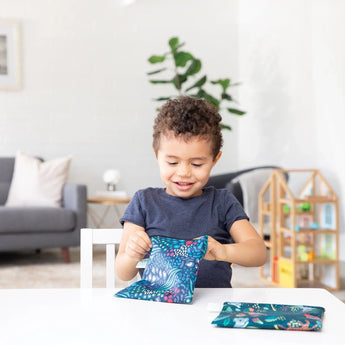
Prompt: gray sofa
<box><xmin>0</xmin><ymin>157</ymin><xmax>87</xmax><ymax>262</ymax></box>
<box><xmin>206</xmin><ymin>165</ymin><xmax>287</xmax><ymax>241</ymax></box>
<box><xmin>205</xmin><ymin>166</ymin><xmax>286</xmax><ymax>205</ymax></box>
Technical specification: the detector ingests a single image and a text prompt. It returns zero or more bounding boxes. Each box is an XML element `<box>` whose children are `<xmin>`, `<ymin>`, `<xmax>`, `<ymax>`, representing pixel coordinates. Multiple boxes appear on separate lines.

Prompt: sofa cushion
<box><xmin>0</xmin><ymin>183</ymin><xmax>11</xmax><ymax>205</ymax></box>
<box><xmin>0</xmin><ymin>206</ymin><xmax>75</xmax><ymax>233</ymax></box>
<box><xmin>0</xmin><ymin>157</ymin><xmax>15</xmax><ymax>205</ymax></box>
<box><xmin>225</xmin><ymin>180</ymin><xmax>243</xmax><ymax>206</ymax></box>
<box><xmin>5</xmin><ymin>151</ymin><xmax>72</xmax><ymax>207</ymax></box>
<box><xmin>228</xmin><ymin>168</ymin><xmax>276</xmax><ymax>223</ymax></box>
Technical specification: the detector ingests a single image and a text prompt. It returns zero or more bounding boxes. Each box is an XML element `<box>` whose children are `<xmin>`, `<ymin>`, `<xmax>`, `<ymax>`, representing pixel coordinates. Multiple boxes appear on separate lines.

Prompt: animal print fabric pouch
<box><xmin>115</xmin><ymin>235</ymin><xmax>208</xmax><ymax>304</ymax></box>
<box><xmin>212</xmin><ymin>302</ymin><xmax>325</xmax><ymax>331</ymax></box>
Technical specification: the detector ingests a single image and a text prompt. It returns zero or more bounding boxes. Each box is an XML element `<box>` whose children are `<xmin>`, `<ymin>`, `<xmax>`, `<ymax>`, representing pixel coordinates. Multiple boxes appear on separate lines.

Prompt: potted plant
<box><xmin>147</xmin><ymin>37</ymin><xmax>245</xmax><ymax>130</ymax></box>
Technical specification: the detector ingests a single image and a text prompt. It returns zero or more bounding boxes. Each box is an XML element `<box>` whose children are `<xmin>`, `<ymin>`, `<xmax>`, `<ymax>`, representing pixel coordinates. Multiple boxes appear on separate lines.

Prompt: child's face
<box><xmin>156</xmin><ymin>133</ymin><xmax>221</xmax><ymax>199</ymax></box>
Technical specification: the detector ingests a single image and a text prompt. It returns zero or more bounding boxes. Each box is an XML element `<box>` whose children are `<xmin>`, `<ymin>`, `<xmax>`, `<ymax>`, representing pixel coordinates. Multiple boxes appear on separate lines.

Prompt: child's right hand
<box><xmin>125</xmin><ymin>230</ymin><xmax>152</xmax><ymax>261</ymax></box>
<box><xmin>116</xmin><ymin>223</ymin><xmax>151</xmax><ymax>281</ymax></box>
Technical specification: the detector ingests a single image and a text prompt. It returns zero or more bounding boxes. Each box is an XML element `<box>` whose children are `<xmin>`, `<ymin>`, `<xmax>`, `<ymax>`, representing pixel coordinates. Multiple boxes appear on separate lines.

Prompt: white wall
<box><xmin>238</xmin><ymin>0</ymin><xmax>345</xmax><ymax>260</ymax></box>
<box><xmin>1</xmin><ymin>0</ymin><xmax>344</xmax><ymax>262</ymax></box>
<box><xmin>0</xmin><ymin>0</ymin><xmax>239</xmax><ymax>195</ymax></box>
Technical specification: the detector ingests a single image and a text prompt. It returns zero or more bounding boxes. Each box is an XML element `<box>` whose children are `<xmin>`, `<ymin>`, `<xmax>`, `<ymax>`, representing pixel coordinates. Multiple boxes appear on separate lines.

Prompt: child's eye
<box><xmin>167</xmin><ymin>162</ymin><xmax>178</xmax><ymax>165</ymax></box>
<box><xmin>192</xmin><ymin>163</ymin><xmax>202</xmax><ymax>167</ymax></box>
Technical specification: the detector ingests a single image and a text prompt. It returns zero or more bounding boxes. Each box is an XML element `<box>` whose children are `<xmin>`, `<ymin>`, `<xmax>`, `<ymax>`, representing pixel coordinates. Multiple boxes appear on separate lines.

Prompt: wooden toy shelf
<box><xmin>259</xmin><ymin>169</ymin><xmax>339</xmax><ymax>290</ymax></box>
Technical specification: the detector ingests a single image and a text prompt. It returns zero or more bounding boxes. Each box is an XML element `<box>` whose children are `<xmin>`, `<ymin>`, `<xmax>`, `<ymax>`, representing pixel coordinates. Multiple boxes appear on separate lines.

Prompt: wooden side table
<box><xmin>87</xmin><ymin>196</ymin><xmax>131</xmax><ymax>228</ymax></box>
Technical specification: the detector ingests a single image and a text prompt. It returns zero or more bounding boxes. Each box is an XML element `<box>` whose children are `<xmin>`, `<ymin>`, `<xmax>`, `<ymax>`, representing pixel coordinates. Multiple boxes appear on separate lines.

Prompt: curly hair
<box><xmin>152</xmin><ymin>96</ymin><xmax>223</xmax><ymax>159</ymax></box>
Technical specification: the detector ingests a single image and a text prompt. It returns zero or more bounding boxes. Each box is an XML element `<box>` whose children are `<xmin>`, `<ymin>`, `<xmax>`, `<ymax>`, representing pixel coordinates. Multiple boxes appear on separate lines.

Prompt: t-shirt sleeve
<box><xmin>120</xmin><ymin>190</ymin><xmax>146</xmax><ymax>228</ymax></box>
<box><xmin>223</xmin><ymin>191</ymin><xmax>249</xmax><ymax>231</ymax></box>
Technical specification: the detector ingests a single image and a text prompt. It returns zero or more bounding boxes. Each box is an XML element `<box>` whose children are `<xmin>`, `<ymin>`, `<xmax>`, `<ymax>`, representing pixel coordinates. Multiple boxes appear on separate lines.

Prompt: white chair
<box><xmin>80</xmin><ymin>228</ymin><xmax>123</xmax><ymax>288</ymax></box>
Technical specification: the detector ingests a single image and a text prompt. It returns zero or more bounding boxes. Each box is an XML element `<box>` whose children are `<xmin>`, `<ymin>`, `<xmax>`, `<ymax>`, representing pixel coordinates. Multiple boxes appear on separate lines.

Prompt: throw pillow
<box><xmin>115</xmin><ymin>235</ymin><xmax>208</xmax><ymax>304</ymax></box>
<box><xmin>229</xmin><ymin>168</ymin><xmax>276</xmax><ymax>223</ymax></box>
<box><xmin>5</xmin><ymin>151</ymin><xmax>72</xmax><ymax>207</ymax></box>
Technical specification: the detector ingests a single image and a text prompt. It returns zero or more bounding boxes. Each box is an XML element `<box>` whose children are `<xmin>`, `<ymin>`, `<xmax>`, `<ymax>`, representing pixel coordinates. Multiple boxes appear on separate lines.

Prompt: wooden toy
<box><xmin>278</xmin><ymin>259</ymin><xmax>294</xmax><ymax>288</ymax></box>
<box><xmin>259</xmin><ymin>169</ymin><xmax>339</xmax><ymax>290</ymax></box>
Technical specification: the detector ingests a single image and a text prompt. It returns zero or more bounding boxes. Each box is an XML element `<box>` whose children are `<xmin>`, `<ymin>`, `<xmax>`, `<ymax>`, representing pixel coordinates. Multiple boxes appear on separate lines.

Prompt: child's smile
<box><xmin>173</xmin><ymin>181</ymin><xmax>195</xmax><ymax>192</ymax></box>
<box><xmin>156</xmin><ymin>133</ymin><xmax>221</xmax><ymax>199</ymax></box>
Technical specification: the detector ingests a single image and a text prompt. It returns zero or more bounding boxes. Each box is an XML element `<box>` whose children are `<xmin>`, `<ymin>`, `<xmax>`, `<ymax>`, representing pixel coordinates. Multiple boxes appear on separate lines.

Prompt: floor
<box><xmin>0</xmin><ymin>247</ymin><xmax>344</xmax><ymax>302</ymax></box>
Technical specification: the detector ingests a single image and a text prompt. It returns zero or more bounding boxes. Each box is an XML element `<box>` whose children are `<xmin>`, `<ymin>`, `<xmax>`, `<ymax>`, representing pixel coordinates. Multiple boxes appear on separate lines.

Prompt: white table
<box><xmin>0</xmin><ymin>288</ymin><xmax>344</xmax><ymax>345</ymax></box>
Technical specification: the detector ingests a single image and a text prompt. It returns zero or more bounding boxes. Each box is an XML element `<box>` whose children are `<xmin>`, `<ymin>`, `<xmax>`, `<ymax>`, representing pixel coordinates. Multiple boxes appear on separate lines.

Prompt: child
<box><xmin>115</xmin><ymin>96</ymin><xmax>267</xmax><ymax>287</ymax></box>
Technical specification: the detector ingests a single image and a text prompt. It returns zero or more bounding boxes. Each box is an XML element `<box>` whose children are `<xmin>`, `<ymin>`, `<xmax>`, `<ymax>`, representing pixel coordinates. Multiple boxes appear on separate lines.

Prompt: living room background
<box><xmin>0</xmin><ymin>0</ymin><xmax>238</xmax><ymax>192</ymax></box>
<box><xmin>0</xmin><ymin>0</ymin><xmax>344</xmax><ymax>262</ymax></box>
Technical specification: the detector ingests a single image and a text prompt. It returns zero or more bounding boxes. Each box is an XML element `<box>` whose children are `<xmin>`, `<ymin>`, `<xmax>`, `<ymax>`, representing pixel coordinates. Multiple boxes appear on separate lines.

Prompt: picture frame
<box><xmin>0</xmin><ymin>19</ymin><xmax>21</xmax><ymax>91</ymax></box>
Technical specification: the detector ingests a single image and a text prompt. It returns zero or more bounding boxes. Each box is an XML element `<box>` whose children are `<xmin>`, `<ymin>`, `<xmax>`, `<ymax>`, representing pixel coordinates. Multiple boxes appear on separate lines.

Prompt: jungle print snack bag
<box><xmin>115</xmin><ymin>235</ymin><xmax>208</xmax><ymax>304</ymax></box>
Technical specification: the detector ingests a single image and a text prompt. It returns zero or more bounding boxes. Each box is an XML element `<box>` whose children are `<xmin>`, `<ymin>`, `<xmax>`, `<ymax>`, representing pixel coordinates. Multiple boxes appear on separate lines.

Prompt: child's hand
<box><xmin>203</xmin><ymin>236</ymin><xmax>227</xmax><ymax>261</ymax></box>
<box><xmin>125</xmin><ymin>230</ymin><xmax>152</xmax><ymax>261</ymax></box>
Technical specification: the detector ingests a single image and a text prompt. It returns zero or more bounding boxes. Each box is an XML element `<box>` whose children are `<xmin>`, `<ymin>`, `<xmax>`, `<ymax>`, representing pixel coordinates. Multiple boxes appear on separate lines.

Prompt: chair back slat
<box><xmin>106</xmin><ymin>244</ymin><xmax>115</xmax><ymax>288</ymax></box>
<box><xmin>93</xmin><ymin>228</ymin><xmax>123</xmax><ymax>244</ymax></box>
<box><xmin>80</xmin><ymin>228</ymin><xmax>123</xmax><ymax>288</ymax></box>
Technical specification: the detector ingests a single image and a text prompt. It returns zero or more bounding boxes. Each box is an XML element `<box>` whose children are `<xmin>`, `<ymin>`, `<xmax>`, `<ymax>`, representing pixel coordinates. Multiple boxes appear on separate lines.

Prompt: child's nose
<box><xmin>177</xmin><ymin>163</ymin><xmax>191</xmax><ymax>177</ymax></box>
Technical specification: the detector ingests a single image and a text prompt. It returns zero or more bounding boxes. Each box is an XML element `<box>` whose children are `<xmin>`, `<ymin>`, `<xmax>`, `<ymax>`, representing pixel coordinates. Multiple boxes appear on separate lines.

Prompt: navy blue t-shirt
<box><xmin>120</xmin><ymin>186</ymin><xmax>249</xmax><ymax>288</ymax></box>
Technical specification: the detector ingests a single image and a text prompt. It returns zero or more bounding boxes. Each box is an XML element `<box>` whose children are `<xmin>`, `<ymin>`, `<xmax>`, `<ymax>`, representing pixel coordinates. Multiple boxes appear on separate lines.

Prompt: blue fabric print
<box><xmin>115</xmin><ymin>235</ymin><xmax>208</xmax><ymax>304</ymax></box>
<box><xmin>212</xmin><ymin>302</ymin><xmax>325</xmax><ymax>331</ymax></box>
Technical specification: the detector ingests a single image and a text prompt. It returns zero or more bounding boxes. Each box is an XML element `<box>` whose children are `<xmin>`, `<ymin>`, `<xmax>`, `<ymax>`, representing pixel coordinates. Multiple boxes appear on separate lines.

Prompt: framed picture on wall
<box><xmin>0</xmin><ymin>20</ymin><xmax>21</xmax><ymax>91</ymax></box>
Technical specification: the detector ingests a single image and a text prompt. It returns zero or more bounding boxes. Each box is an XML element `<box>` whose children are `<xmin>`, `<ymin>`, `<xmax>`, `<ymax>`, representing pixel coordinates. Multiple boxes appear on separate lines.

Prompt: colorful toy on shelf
<box><xmin>297</xmin><ymin>245</ymin><xmax>308</xmax><ymax>261</ymax></box>
<box><xmin>307</xmin><ymin>250</ymin><xmax>315</xmax><ymax>261</ymax></box>
<box><xmin>309</xmin><ymin>222</ymin><xmax>319</xmax><ymax>230</ymax></box>
<box><xmin>299</xmin><ymin>215</ymin><xmax>313</xmax><ymax>229</ymax></box>
<box><xmin>285</xmin><ymin>203</ymin><xmax>311</xmax><ymax>213</ymax></box>
<box><xmin>272</xmin><ymin>256</ymin><xmax>279</xmax><ymax>283</ymax></box>
<box><xmin>297</xmin><ymin>245</ymin><xmax>315</xmax><ymax>262</ymax></box>
<box><xmin>296</xmin><ymin>202</ymin><xmax>311</xmax><ymax>212</ymax></box>
<box><xmin>258</xmin><ymin>169</ymin><xmax>339</xmax><ymax>290</ymax></box>
<box><xmin>278</xmin><ymin>259</ymin><xmax>294</xmax><ymax>288</ymax></box>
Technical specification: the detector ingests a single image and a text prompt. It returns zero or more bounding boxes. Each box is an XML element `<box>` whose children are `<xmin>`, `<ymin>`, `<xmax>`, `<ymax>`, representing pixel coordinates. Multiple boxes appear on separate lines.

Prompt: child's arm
<box><xmin>115</xmin><ymin>222</ymin><xmax>152</xmax><ymax>281</ymax></box>
<box><xmin>204</xmin><ymin>219</ymin><xmax>267</xmax><ymax>266</ymax></box>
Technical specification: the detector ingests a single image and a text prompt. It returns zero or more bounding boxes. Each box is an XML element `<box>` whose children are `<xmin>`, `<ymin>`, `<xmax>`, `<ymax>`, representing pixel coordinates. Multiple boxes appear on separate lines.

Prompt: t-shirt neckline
<box><xmin>159</xmin><ymin>186</ymin><xmax>212</xmax><ymax>202</ymax></box>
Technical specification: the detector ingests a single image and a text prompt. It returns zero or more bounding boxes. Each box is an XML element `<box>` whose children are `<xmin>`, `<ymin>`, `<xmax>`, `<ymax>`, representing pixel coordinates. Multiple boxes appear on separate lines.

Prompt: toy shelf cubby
<box><xmin>259</xmin><ymin>169</ymin><xmax>339</xmax><ymax>290</ymax></box>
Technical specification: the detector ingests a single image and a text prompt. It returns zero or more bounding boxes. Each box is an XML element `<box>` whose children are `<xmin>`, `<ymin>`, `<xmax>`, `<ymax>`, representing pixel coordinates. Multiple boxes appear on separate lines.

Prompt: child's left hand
<box><xmin>203</xmin><ymin>236</ymin><xmax>226</xmax><ymax>261</ymax></box>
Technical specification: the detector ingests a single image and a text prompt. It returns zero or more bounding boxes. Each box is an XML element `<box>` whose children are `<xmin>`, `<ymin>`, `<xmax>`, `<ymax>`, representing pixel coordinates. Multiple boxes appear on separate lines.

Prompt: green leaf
<box><xmin>196</xmin><ymin>89</ymin><xmax>220</xmax><ymax>108</ymax></box>
<box><xmin>221</xmin><ymin>123</ymin><xmax>232</xmax><ymax>131</ymax></box>
<box><xmin>149</xmin><ymin>79</ymin><xmax>172</xmax><ymax>84</ymax></box>
<box><xmin>169</xmin><ymin>37</ymin><xmax>179</xmax><ymax>51</ymax></box>
<box><xmin>227</xmin><ymin>108</ymin><xmax>246</xmax><ymax>115</ymax></box>
<box><xmin>221</xmin><ymin>93</ymin><xmax>232</xmax><ymax>101</ymax></box>
<box><xmin>174</xmin><ymin>52</ymin><xmax>194</xmax><ymax>67</ymax></box>
<box><xmin>229</xmin><ymin>82</ymin><xmax>242</xmax><ymax>87</ymax></box>
<box><xmin>147</xmin><ymin>68</ymin><xmax>167</xmax><ymax>75</ymax></box>
<box><xmin>179</xmin><ymin>74</ymin><xmax>188</xmax><ymax>84</ymax></box>
<box><xmin>174</xmin><ymin>42</ymin><xmax>185</xmax><ymax>50</ymax></box>
<box><xmin>185</xmin><ymin>59</ymin><xmax>201</xmax><ymax>76</ymax></box>
<box><xmin>211</xmin><ymin>79</ymin><xmax>230</xmax><ymax>92</ymax></box>
<box><xmin>173</xmin><ymin>74</ymin><xmax>188</xmax><ymax>89</ymax></box>
<box><xmin>148</xmin><ymin>55</ymin><xmax>166</xmax><ymax>64</ymax></box>
<box><xmin>185</xmin><ymin>75</ymin><xmax>207</xmax><ymax>92</ymax></box>
<box><xmin>153</xmin><ymin>97</ymin><xmax>174</xmax><ymax>101</ymax></box>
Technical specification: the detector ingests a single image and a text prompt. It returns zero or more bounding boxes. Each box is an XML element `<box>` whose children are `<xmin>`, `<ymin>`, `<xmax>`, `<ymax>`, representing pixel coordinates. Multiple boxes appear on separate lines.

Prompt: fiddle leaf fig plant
<box><xmin>147</xmin><ymin>37</ymin><xmax>245</xmax><ymax>130</ymax></box>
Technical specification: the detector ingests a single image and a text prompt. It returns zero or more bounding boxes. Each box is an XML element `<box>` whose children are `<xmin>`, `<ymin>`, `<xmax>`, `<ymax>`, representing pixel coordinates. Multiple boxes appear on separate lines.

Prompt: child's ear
<box><xmin>213</xmin><ymin>151</ymin><xmax>222</xmax><ymax>166</ymax></box>
<box><xmin>153</xmin><ymin>147</ymin><xmax>158</xmax><ymax>158</ymax></box>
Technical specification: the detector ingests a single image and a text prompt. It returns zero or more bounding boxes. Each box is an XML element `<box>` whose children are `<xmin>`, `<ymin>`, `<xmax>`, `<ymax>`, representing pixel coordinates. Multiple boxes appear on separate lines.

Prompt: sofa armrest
<box><xmin>206</xmin><ymin>165</ymin><xmax>285</xmax><ymax>189</ymax></box>
<box><xmin>206</xmin><ymin>166</ymin><xmax>287</xmax><ymax>206</ymax></box>
<box><xmin>62</xmin><ymin>183</ymin><xmax>87</xmax><ymax>230</ymax></box>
